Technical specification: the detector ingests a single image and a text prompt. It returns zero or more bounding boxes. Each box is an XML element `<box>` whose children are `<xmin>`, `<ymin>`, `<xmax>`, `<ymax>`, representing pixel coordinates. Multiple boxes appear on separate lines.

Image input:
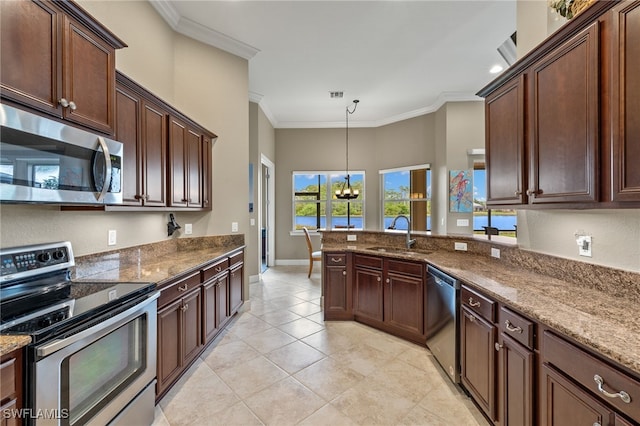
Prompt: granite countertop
<box><xmin>323</xmin><ymin>243</ymin><xmax>640</xmax><ymax>376</ymax></box>
<box><xmin>0</xmin><ymin>236</ymin><xmax>245</xmax><ymax>355</ymax></box>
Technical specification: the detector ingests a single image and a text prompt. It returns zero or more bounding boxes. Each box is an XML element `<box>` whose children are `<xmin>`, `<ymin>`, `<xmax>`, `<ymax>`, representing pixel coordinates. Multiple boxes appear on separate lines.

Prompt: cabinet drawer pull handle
<box><xmin>342</xmin><ymin>270</ymin><xmax>346</xmax><ymax>276</ymax></box>
<box><xmin>593</xmin><ymin>423</ymin><xmax>601</xmax><ymax>426</ymax></box>
<box><xmin>178</xmin><ymin>284</ymin><xmax>188</xmax><ymax>292</ymax></box>
<box><xmin>593</xmin><ymin>375</ymin><xmax>631</xmax><ymax>403</ymax></box>
<box><xmin>468</xmin><ymin>298</ymin><xmax>480</xmax><ymax>308</ymax></box>
<box><xmin>504</xmin><ymin>320</ymin><xmax>523</xmax><ymax>333</ymax></box>
<box><xmin>68</xmin><ymin>101</ymin><xmax>77</xmax><ymax>111</ymax></box>
<box><xmin>215</xmin><ymin>266</ymin><xmax>222</xmax><ymax>273</ymax></box>
<box><xmin>494</xmin><ymin>342</ymin><xmax>503</xmax><ymax>352</ymax></box>
<box><xmin>514</xmin><ymin>190</ymin><xmax>522</xmax><ymax>196</ymax></box>
<box><xmin>59</xmin><ymin>98</ymin><xmax>69</xmax><ymax>108</ymax></box>
<box><xmin>377</xmin><ymin>277</ymin><xmax>381</xmax><ymax>282</ymax></box>
<box><xmin>331</xmin><ymin>257</ymin><xmax>342</xmax><ymax>263</ymax></box>
<box><xmin>386</xmin><ymin>278</ymin><xmax>390</xmax><ymax>284</ymax></box>
<box><xmin>181</xmin><ymin>303</ymin><xmax>189</xmax><ymax>312</ymax></box>
<box><xmin>464</xmin><ymin>312</ymin><xmax>476</xmax><ymax>323</ymax></box>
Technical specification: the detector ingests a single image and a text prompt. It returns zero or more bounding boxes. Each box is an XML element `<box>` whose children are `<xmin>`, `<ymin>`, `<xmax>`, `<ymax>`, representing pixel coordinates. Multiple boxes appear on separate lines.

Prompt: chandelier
<box><xmin>335</xmin><ymin>99</ymin><xmax>360</xmax><ymax>199</ymax></box>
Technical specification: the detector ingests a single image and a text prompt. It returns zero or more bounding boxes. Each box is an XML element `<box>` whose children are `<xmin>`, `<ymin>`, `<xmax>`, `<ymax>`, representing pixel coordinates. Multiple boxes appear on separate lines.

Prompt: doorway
<box><xmin>260</xmin><ymin>155</ymin><xmax>275</xmax><ymax>273</ymax></box>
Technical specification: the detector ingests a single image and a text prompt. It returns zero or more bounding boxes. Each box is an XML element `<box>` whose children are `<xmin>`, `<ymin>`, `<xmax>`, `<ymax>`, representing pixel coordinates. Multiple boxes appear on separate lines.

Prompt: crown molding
<box><xmin>149</xmin><ymin>0</ymin><xmax>260</xmax><ymax>60</ymax></box>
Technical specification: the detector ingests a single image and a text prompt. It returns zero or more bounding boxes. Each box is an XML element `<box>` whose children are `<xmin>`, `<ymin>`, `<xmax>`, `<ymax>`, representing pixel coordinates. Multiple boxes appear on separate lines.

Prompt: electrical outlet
<box><xmin>454</xmin><ymin>242</ymin><xmax>467</xmax><ymax>251</ymax></box>
<box><xmin>231</xmin><ymin>222</ymin><xmax>239</xmax><ymax>232</ymax></box>
<box><xmin>491</xmin><ymin>248</ymin><xmax>501</xmax><ymax>258</ymax></box>
<box><xmin>184</xmin><ymin>224</ymin><xmax>193</xmax><ymax>235</ymax></box>
<box><xmin>250</xmin><ymin>218</ymin><xmax>256</xmax><ymax>226</ymax></box>
<box><xmin>108</xmin><ymin>230</ymin><xmax>117</xmax><ymax>246</ymax></box>
<box><xmin>457</xmin><ymin>219</ymin><xmax>469</xmax><ymax>227</ymax></box>
<box><xmin>347</xmin><ymin>234</ymin><xmax>357</xmax><ymax>241</ymax></box>
<box><xmin>577</xmin><ymin>235</ymin><xmax>592</xmax><ymax>257</ymax></box>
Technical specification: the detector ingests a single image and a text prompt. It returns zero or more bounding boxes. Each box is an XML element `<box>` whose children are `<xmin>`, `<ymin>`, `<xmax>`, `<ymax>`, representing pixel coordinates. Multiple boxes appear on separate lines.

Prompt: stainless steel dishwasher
<box><xmin>425</xmin><ymin>265</ymin><xmax>460</xmax><ymax>384</ymax></box>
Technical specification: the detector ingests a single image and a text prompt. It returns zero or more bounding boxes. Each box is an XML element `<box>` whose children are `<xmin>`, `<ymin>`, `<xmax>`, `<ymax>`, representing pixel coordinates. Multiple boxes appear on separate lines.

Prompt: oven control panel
<box><xmin>0</xmin><ymin>242</ymin><xmax>74</xmax><ymax>281</ymax></box>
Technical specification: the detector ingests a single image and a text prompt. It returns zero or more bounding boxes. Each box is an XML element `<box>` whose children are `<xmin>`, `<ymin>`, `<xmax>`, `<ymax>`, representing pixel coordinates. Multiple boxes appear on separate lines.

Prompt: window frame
<box><xmin>379</xmin><ymin>164</ymin><xmax>431</xmax><ymax>231</ymax></box>
<box><xmin>292</xmin><ymin>170</ymin><xmax>366</xmax><ymax>233</ymax></box>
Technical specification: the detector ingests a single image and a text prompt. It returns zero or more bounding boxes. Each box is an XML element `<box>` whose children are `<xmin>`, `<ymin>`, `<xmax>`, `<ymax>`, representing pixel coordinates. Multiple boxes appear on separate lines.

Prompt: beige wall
<box><xmin>0</xmin><ymin>0</ymin><xmax>251</xmax><ymax>297</ymax></box>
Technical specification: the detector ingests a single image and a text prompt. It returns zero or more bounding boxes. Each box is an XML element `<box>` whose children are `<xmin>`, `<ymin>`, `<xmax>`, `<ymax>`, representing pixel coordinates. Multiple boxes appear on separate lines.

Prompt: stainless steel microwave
<box><xmin>0</xmin><ymin>104</ymin><xmax>123</xmax><ymax>205</ymax></box>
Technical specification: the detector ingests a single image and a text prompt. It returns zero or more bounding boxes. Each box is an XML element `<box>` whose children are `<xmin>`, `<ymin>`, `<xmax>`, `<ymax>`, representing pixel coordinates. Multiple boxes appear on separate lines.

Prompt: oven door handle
<box><xmin>36</xmin><ymin>291</ymin><xmax>159</xmax><ymax>358</ymax></box>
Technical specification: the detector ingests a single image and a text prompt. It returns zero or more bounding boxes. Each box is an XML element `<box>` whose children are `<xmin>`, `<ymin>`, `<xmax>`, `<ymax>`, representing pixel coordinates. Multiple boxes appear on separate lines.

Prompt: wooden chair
<box><xmin>303</xmin><ymin>227</ymin><xmax>322</xmax><ymax>278</ymax></box>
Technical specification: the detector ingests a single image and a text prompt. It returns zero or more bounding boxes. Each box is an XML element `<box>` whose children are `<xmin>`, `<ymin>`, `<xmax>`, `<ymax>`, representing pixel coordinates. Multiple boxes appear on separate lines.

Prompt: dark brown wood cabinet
<box><xmin>323</xmin><ymin>253</ymin><xmax>352</xmax><ymax>320</ymax></box>
<box><xmin>169</xmin><ymin>116</ymin><xmax>204</xmax><ymax>208</ymax></box>
<box><xmin>353</xmin><ymin>255</ymin><xmax>384</xmax><ymax>323</ymax></box>
<box><xmin>0</xmin><ymin>0</ymin><xmax>125</xmax><ymax>135</ymax></box>
<box><xmin>0</xmin><ymin>348</ymin><xmax>22</xmax><ymax>426</ymax></box>
<box><xmin>229</xmin><ymin>252</ymin><xmax>244</xmax><ymax>315</ymax></box>
<box><xmin>202</xmin><ymin>135</ymin><xmax>213</xmax><ymax>210</ymax></box>
<box><xmin>610</xmin><ymin>0</ymin><xmax>640</xmax><ymax>202</ymax></box>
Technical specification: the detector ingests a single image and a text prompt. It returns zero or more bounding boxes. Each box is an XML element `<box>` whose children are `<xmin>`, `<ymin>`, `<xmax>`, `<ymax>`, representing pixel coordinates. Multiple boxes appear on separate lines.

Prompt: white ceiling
<box><xmin>150</xmin><ymin>1</ymin><xmax>516</xmax><ymax>128</ymax></box>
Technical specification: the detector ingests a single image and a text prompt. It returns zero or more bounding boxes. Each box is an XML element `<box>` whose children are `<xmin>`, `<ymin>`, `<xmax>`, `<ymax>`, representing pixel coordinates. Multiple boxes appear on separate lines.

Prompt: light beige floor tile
<box><xmin>287</xmin><ymin>301</ymin><xmax>322</xmax><ymax>317</ymax></box>
<box><xmin>363</xmin><ymin>358</ymin><xmax>436</xmax><ymax>403</ymax></box>
<box><xmin>226</xmin><ymin>314</ymin><xmax>273</xmax><ymax>339</ymax></box>
<box><xmin>305</xmin><ymin>311</ymin><xmax>325</xmax><ymax>325</ymax></box>
<box><xmin>362</xmin><ymin>332</ymin><xmax>416</xmax><ymax>357</ymax></box>
<box><xmin>266</xmin><ymin>340</ymin><xmax>326</xmax><ymax>374</ymax></box>
<box><xmin>266</xmin><ymin>295</ymin><xmax>307</xmax><ymax>309</ymax></box>
<box><xmin>293</xmin><ymin>289</ymin><xmax>322</xmax><ymax>301</ymax></box>
<box><xmin>278</xmin><ymin>317</ymin><xmax>325</xmax><ymax>339</ymax></box>
<box><xmin>398</xmin><ymin>404</ymin><xmax>452</xmax><ymax>426</ymax></box>
<box><xmin>159</xmin><ymin>361</ymin><xmax>240</xmax><ymax>425</ymax></box>
<box><xmin>298</xmin><ymin>403</ymin><xmax>359</xmax><ymax>426</ymax></box>
<box><xmin>201</xmin><ymin>339</ymin><xmax>261</xmax><ymax>372</ymax></box>
<box><xmin>246</xmin><ymin>300</ymin><xmax>281</xmax><ymax>316</ymax></box>
<box><xmin>301</xmin><ymin>329</ymin><xmax>357</xmax><ymax>355</ymax></box>
<box><xmin>418</xmin><ymin>379</ymin><xmax>484</xmax><ymax>424</ymax></box>
<box><xmin>208</xmin><ymin>401</ymin><xmax>265</xmax><ymax>426</ymax></box>
<box><xmin>329</xmin><ymin>343</ymin><xmax>394</xmax><ymax>376</ymax></box>
<box><xmin>151</xmin><ymin>405</ymin><xmax>169</xmax><ymax>426</ymax></box>
<box><xmin>242</xmin><ymin>326</ymin><xmax>298</xmax><ymax>354</ymax></box>
<box><xmin>294</xmin><ymin>357</ymin><xmax>365</xmax><ymax>401</ymax></box>
<box><xmin>244</xmin><ymin>377</ymin><xmax>325</xmax><ymax>425</ymax></box>
<box><xmin>330</xmin><ymin>379</ymin><xmax>417</xmax><ymax>425</ymax></box>
<box><xmin>216</xmin><ymin>356</ymin><xmax>289</xmax><ymax>399</ymax></box>
<box><xmin>397</xmin><ymin>344</ymin><xmax>443</xmax><ymax>374</ymax></box>
<box><xmin>257</xmin><ymin>309</ymin><xmax>303</xmax><ymax>326</ymax></box>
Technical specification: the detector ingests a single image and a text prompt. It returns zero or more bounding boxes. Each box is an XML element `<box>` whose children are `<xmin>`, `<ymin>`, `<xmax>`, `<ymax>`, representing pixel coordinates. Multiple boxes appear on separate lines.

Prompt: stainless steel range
<box><xmin>0</xmin><ymin>242</ymin><xmax>158</xmax><ymax>426</ymax></box>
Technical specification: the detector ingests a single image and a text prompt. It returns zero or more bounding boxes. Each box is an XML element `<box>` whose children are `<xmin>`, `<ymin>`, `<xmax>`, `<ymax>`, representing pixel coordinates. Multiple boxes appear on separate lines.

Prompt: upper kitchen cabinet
<box><xmin>610</xmin><ymin>1</ymin><xmax>640</xmax><ymax>202</ymax></box>
<box><xmin>168</xmin><ymin>116</ymin><xmax>206</xmax><ymax>209</ymax></box>
<box><xmin>0</xmin><ymin>0</ymin><xmax>126</xmax><ymax>135</ymax></box>
<box><xmin>479</xmin><ymin>0</ymin><xmax>640</xmax><ymax>208</ymax></box>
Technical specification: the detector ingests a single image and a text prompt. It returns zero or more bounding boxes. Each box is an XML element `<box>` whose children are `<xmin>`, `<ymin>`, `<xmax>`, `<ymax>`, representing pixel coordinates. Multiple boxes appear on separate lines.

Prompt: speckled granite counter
<box><xmin>0</xmin><ymin>235</ymin><xmax>245</xmax><ymax>355</ymax></box>
<box><xmin>321</xmin><ymin>231</ymin><xmax>640</xmax><ymax>376</ymax></box>
<box><xmin>0</xmin><ymin>335</ymin><xmax>31</xmax><ymax>356</ymax></box>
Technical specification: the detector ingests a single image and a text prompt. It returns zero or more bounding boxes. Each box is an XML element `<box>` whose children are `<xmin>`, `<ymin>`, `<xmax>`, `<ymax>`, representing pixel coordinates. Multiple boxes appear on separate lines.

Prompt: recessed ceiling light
<box><xmin>490</xmin><ymin>65</ymin><xmax>504</xmax><ymax>74</ymax></box>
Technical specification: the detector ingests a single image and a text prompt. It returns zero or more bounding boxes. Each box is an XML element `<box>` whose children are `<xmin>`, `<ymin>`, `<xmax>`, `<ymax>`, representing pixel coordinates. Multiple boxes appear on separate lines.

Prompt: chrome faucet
<box><xmin>388</xmin><ymin>214</ymin><xmax>416</xmax><ymax>249</ymax></box>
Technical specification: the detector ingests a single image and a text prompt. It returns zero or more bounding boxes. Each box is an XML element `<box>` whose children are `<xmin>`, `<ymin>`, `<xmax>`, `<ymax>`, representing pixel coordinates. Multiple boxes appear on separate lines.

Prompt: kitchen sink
<box><xmin>365</xmin><ymin>246</ymin><xmax>432</xmax><ymax>256</ymax></box>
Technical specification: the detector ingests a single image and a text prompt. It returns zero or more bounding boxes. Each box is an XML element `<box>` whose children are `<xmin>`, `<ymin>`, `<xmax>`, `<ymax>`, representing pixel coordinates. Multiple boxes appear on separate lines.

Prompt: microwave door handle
<box><xmin>95</xmin><ymin>137</ymin><xmax>112</xmax><ymax>202</ymax></box>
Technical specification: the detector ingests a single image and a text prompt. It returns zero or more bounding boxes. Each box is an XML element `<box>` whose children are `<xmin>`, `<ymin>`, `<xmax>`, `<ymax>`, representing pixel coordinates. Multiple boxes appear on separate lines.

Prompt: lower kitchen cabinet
<box><xmin>156</xmin><ymin>248</ymin><xmax>244</xmax><ymax>401</ymax></box>
<box><xmin>498</xmin><ymin>333</ymin><xmax>534</xmax><ymax>426</ymax></box>
<box><xmin>1</xmin><ymin>348</ymin><xmax>22</xmax><ymax>426</ymax></box>
<box><xmin>353</xmin><ymin>257</ymin><xmax>384</xmax><ymax>323</ymax></box>
<box><xmin>461</xmin><ymin>304</ymin><xmax>497</xmax><ymax>421</ymax></box>
<box><xmin>323</xmin><ymin>252</ymin><xmax>352</xmax><ymax>320</ymax></box>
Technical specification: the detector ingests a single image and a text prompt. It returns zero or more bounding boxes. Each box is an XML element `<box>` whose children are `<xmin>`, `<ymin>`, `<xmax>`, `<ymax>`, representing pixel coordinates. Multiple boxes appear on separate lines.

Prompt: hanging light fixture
<box><xmin>335</xmin><ymin>99</ymin><xmax>360</xmax><ymax>200</ymax></box>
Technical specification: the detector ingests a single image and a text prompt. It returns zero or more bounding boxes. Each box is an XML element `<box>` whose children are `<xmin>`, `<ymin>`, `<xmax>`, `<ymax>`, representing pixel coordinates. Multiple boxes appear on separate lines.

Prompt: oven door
<box><xmin>31</xmin><ymin>292</ymin><xmax>158</xmax><ymax>426</ymax></box>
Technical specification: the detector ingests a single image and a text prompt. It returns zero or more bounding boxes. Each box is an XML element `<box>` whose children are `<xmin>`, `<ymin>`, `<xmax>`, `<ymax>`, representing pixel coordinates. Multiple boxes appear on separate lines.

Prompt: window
<box><xmin>380</xmin><ymin>165</ymin><xmax>431</xmax><ymax>231</ymax></box>
<box><xmin>472</xmin><ymin>164</ymin><xmax>517</xmax><ymax>237</ymax></box>
<box><xmin>293</xmin><ymin>172</ymin><xmax>365</xmax><ymax>231</ymax></box>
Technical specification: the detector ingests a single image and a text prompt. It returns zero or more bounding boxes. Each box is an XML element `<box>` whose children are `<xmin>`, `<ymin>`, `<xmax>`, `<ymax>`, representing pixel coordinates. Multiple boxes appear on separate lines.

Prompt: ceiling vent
<box><xmin>329</xmin><ymin>91</ymin><xmax>344</xmax><ymax>99</ymax></box>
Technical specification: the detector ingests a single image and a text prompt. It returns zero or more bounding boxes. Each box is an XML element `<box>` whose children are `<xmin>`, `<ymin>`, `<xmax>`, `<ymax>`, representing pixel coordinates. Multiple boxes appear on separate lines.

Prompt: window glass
<box><xmin>381</xmin><ymin>166</ymin><xmax>430</xmax><ymax>231</ymax></box>
<box><xmin>472</xmin><ymin>166</ymin><xmax>517</xmax><ymax>237</ymax></box>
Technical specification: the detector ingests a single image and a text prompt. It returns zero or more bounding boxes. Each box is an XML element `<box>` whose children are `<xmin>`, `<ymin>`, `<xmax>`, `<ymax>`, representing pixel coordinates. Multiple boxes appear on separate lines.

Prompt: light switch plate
<box><xmin>491</xmin><ymin>248</ymin><xmax>501</xmax><ymax>258</ymax></box>
<box><xmin>347</xmin><ymin>234</ymin><xmax>357</xmax><ymax>241</ymax></box>
<box><xmin>457</xmin><ymin>219</ymin><xmax>469</xmax><ymax>227</ymax></box>
<box><xmin>454</xmin><ymin>242</ymin><xmax>467</xmax><ymax>251</ymax></box>
<box><xmin>184</xmin><ymin>224</ymin><xmax>192</xmax><ymax>235</ymax></box>
<box><xmin>231</xmin><ymin>222</ymin><xmax>239</xmax><ymax>232</ymax></box>
<box><xmin>108</xmin><ymin>230</ymin><xmax>117</xmax><ymax>246</ymax></box>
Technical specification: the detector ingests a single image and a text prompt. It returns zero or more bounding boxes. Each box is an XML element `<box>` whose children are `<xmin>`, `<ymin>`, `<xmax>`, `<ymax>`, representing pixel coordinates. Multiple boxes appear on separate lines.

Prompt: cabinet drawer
<box><xmin>0</xmin><ymin>357</ymin><xmax>16</xmax><ymax>401</ymax></box>
<box><xmin>543</xmin><ymin>331</ymin><xmax>640</xmax><ymax>421</ymax></box>
<box><xmin>386</xmin><ymin>259</ymin><xmax>423</xmax><ymax>278</ymax></box>
<box><xmin>325</xmin><ymin>253</ymin><xmax>347</xmax><ymax>266</ymax></box>
<box><xmin>354</xmin><ymin>254</ymin><xmax>383</xmax><ymax>270</ymax></box>
<box><xmin>461</xmin><ymin>285</ymin><xmax>496</xmax><ymax>322</ymax></box>
<box><xmin>202</xmin><ymin>258</ymin><xmax>230</xmax><ymax>282</ymax></box>
<box><xmin>229</xmin><ymin>251</ymin><xmax>244</xmax><ymax>267</ymax></box>
<box><xmin>499</xmin><ymin>307</ymin><xmax>535</xmax><ymax>350</ymax></box>
<box><xmin>159</xmin><ymin>271</ymin><xmax>201</xmax><ymax>308</ymax></box>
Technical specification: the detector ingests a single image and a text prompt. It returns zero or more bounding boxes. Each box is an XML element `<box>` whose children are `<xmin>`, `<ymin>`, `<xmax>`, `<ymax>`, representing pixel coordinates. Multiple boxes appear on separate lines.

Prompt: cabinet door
<box><xmin>0</xmin><ymin>398</ymin><xmax>18</xmax><ymax>426</ymax></box>
<box><xmin>384</xmin><ymin>271</ymin><xmax>424</xmax><ymax>336</ymax></box>
<box><xmin>62</xmin><ymin>14</ymin><xmax>116</xmax><ymax>134</ymax></box>
<box><xmin>182</xmin><ymin>289</ymin><xmax>202</xmax><ymax>366</ymax></box>
<box><xmin>157</xmin><ymin>298</ymin><xmax>183</xmax><ymax>395</ymax></box>
<box><xmin>202</xmin><ymin>280</ymin><xmax>219</xmax><ymax>344</ymax></box>
<box><xmin>324</xmin><ymin>264</ymin><xmax>351</xmax><ymax>320</ymax></box>
<box><xmin>141</xmin><ymin>100</ymin><xmax>168</xmax><ymax>206</ymax></box>
<box><xmin>0</xmin><ymin>0</ymin><xmax>62</xmax><ymax>114</ymax></box>
<box><xmin>202</xmin><ymin>136</ymin><xmax>213</xmax><ymax>210</ymax></box>
<box><xmin>461</xmin><ymin>305</ymin><xmax>497</xmax><ymax>421</ymax></box>
<box><xmin>216</xmin><ymin>274</ymin><xmax>231</xmax><ymax>329</ymax></box>
<box><xmin>529</xmin><ymin>22</ymin><xmax>600</xmax><ymax>203</ymax></box>
<box><xmin>611</xmin><ymin>1</ymin><xmax>640</xmax><ymax>201</ymax></box>
<box><xmin>229</xmin><ymin>264</ymin><xmax>243</xmax><ymax>315</ymax></box>
<box><xmin>115</xmin><ymin>84</ymin><xmax>143</xmax><ymax>206</ymax></box>
<box><xmin>353</xmin><ymin>267</ymin><xmax>383</xmax><ymax>322</ymax></box>
<box><xmin>186</xmin><ymin>129</ymin><xmax>203</xmax><ymax>207</ymax></box>
<box><xmin>169</xmin><ymin>117</ymin><xmax>188</xmax><ymax>207</ymax></box>
<box><xmin>485</xmin><ymin>76</ymin><xmax>526</xmax><ymax>205</ymax></box>
<box><xmin>499</xmin><ymin>333</ymin><xmax>534</xmax><ymax>426</ymax></box>
<box><xmin>541</xmin><ymin>364</ymin><xmax>613</xmax><ymax>426</ymax></box>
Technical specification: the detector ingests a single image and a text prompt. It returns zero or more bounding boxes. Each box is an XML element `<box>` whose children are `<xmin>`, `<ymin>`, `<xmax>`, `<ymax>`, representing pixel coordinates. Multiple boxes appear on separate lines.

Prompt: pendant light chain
<box><xmin>336</xmin><ymin>99</ymin><xmax>360</xmax><ymax>200</ymax></box>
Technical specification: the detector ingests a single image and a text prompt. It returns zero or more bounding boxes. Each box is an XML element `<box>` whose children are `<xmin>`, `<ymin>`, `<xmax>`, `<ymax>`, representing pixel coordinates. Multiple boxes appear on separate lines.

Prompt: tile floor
<box><xmin>152</xmin><ymin>265</ymin><xmax>489</xmax><ymax>426</ymax></box>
